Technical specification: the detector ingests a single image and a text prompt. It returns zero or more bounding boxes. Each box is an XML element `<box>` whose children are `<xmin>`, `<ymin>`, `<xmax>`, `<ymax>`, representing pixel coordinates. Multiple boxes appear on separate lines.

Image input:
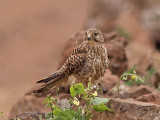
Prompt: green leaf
<box><xmin>93</xmin><ymin>103</ymin><xmax>112</xmax><ymax>112</ymax></box>
<box><xmin>53</xmin><ymin>109</ymin><xmax>61</xmax><ymax>116</ymax></box>
<box><xmin>64</xmin><ymin>109</ymin><xmax>79</xmax><ymax>118</ymax></box>
<box><xmin>92</xmin><ymin>97</ymin><xmax>110</xmax><ymax>105</ymax></box>
<box><xmin>53</xmin><ymin>109</ymin><xmax>76</xmax><ymax>120</ymax></box>
<box><xmin>52</xmin><ymin>116</ymin><xmax>67</xmax><ymax>120</ymax></box>
<box><xmin>70</xmin><ymin>83</ymin><xmax>85</xmax><ymax>97</ymax></box>
<box><xmin>44</xmin><ymin>94</ymin><xmax>54</xmax><ymax>108</ymax></box>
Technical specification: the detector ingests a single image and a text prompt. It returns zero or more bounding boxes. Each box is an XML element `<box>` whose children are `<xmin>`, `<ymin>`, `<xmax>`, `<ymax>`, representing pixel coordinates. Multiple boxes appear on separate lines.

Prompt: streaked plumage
<box><xmin>34</xmin><ymin>28</ymin><xmax>108</xmax><ymax>93</ymax></box>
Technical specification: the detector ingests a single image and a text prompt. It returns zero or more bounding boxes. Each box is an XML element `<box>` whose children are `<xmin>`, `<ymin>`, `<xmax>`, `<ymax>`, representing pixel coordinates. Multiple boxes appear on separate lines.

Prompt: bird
<box><xmin>34</xmin><ymin>28</ymin><xmax>108</xmax><ymax>93</ymax></box>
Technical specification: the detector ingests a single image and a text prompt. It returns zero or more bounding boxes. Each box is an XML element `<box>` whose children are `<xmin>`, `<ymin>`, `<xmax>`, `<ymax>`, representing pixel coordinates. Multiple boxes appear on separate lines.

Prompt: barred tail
<box><xmin>36</xmin><ymin>71</ymin><xmax>60</xmax><ymax>83</ymax></box>
<box><xmin>34</xmin><ymin>76</ymin><xmax>66</xmax><ymax>93</ymax></box>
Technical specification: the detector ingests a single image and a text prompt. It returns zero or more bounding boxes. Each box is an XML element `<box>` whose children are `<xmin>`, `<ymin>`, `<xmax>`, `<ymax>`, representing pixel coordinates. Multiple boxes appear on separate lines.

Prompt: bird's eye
<box><xmin>94</xmin><ymin>33</ymin><xmax>98</xmax><ymax>36</ymax></box>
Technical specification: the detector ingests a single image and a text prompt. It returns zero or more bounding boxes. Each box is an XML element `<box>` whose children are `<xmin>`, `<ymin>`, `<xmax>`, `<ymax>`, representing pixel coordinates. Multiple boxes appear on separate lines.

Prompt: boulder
<box><xmin>136</xmin><ymin>93</ymin><xmax>160</xmax><ymax>105</ymax></box>
<box><xmin>136</xmin><ymin>51</ymin><xmax>160</xmax><ymax>88</ymax></box>
<box><xmin>99</xmin><ymin>70</ymin><xmax>119</xmax><ymax>91</ymax></box>
<box><xmin>118</xmin><ymin>84</ymin><xmax>160</xmax><ymax>105</ymax></box>
<box><xmin>125</xmin><ymin>85</ymin><xmax>157</xmax><ymax>99</ymax></box>
<box><xmin>10</xmin><ymin>95</ymin><xmax>160</xmax><ymax>120</ymax></box>
<box><xmin>9</xmin><ymin>93</ymin><xmax>71</xmax><ymax>119</ymax></box>
<box><xmin>10</xmin><ymin>112</ymin><xmax>45</xmax><ymax>120</ymax></box>
<box><xmin>103</xmin><ymin>98</ymin><xmax>160</xmax><ymax>120</ymax></box>
<box><xmin>9</xmin><ymin>95</ymin><xmax>49</xmax><ymax>119</ymax></box>
<box><xmin>142</xmin><ymin>7</ymin><xmax>160</xmax><ymax>49</ymax></box>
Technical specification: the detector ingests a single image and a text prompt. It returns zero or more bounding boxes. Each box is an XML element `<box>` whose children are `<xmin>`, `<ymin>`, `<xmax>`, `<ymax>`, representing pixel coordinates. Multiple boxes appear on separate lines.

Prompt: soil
<box><xmin>0</xmin><ymin>0</ymin><xmax>88</xmax><ymax>117</ymax></box>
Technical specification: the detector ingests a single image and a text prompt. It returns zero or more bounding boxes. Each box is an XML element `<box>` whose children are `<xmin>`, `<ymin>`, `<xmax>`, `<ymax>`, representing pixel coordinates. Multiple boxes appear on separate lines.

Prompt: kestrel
<box><xmin>34</xmin><ymin>28</ymin><xmax>108</xmax><ymax>93</ymax></box>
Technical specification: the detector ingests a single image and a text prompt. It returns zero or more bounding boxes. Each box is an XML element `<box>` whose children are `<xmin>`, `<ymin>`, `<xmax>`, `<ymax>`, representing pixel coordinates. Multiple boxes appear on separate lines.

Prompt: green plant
<box><xmin>44</xmin><ymin>79</ymin><xmax>111</xmax><ymax>120</ymax></box>
<box><xmin>0</xmin><ymin>112</ymin><xmax>7</xmax><ymax>120</ymax></box>
<box><xmin>117</xmin><ymin>65</ymin><xmax>144</xmax><ymax>93</ymax></box>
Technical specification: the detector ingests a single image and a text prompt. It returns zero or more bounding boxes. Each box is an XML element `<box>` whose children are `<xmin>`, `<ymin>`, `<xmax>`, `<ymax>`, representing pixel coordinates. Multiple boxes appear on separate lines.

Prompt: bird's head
<box><xmin>85</xmin><ymin>28</ymin><xmax>104</xmax><ymax>44</ymax></box>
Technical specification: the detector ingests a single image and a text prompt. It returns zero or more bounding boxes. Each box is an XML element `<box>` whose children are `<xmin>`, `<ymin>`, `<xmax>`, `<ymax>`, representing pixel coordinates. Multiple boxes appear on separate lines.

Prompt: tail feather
<box><xmin>33</xmin><ymin>76</ymin><xmax>67</xmax><ymax>93</ymax></box>
<box><xmin>37</xmin><ymin>71</ymin><xmax>60</xmax><ymax>83</ymax></box>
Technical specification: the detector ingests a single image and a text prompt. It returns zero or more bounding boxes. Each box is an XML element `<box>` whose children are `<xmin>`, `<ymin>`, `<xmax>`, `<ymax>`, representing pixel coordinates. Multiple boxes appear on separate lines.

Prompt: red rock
<box><xmin>99</xmin><ymin>70</ymin><xmax>119</xmax><ymax>91</ymax></box>
<box><xmin>104</xmin><ymin>98</ymin><xmax>160</xmax><ymax>120</ymax></box>
<box><xmin>9</xmin><ymin>95</ymin><xmax>49</xmax><ymax>119</ymax></box>
<box><xmin>142</xmin><ymin>7</ymin><xmax>160</xmax><ymax>48</ymax></box>
<box><xmin>10</xmin><ymin>94</ymin><xmax>160</xmax><ymax>120</ymax></box>
<box><xmin>125</xmin><ymin>85</ymin><xmax>159</xmax><ymax>99</ymax></box>
<box><xmin>11</xmin><ymin>112</ymin><xmax>45</xmax><ymax>120</ymax></box>
<box><xmin>136</xmin><ymin>51</ymin><xmax>160</xmax><ymax>88</ymax></box>
<box><xmin>136</xmin><ymin>93</ymin><xmax>160</xmax><ymax>105</ymax></box>
<box><xmin>9</xmin><ymin>93</ymin><xmax>71</xmax><ymax>119</ymax></box>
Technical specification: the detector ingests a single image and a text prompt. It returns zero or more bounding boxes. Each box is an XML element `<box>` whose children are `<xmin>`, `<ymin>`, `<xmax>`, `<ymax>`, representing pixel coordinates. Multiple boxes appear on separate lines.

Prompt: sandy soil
<box><xmin>0</xmin><ymin>0</ymin><xmax>89</xmax><ymax>117</ymax></box>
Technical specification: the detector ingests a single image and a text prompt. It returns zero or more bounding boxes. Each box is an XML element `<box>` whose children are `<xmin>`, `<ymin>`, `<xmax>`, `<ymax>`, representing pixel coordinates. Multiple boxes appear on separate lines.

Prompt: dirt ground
<box><xmin>0</xmin><ymin>0</ymin><xmax>89</xmax><ymax>117</ymax></box>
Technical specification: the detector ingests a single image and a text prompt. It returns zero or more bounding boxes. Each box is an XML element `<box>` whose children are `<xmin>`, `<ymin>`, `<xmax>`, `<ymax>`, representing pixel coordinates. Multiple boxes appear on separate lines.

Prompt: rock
<box><xmin>11</xmin><ymin>112</ymin><xmax>45</xmax><ymax>120</ymax></box>
<box><xmin>9</xmin><ymin>93</ymin><xmax>71</xmax><ymax>119</ymax></box>
<box><xmin>112</xmin><ymin>84</ymin><xmax>160</xmax><ymax>105</ymax></box>
<box><xmin>125</xmin><ymin>85</ymin><xmax>159</xmax><ymax>99</ymax></box>
<box><xmin>9</xmin><ymin>89</ymin><xmax>160</xmax><ymax>120</ymax></box>
<box><xmin>142</xmin><ymin>7</ymin><xmax>160</xmax><ymax>49</ymax></box>
<box><xmin>9</xmin><ymin>95</ymin><xmax>49</xmax><ymax>119</ymax></box>
<box><xmin>136</xmin><ymin>51</ymin><xmax>160</xmax><ymax>88</ymax></box>
<box><xmin>136</xmin><ymin>93</ymin><xmax>160</xmax><ymax>105</ymax></box>
<box><xmin>105</xmin><ymin>34</ymin><xmax>128</xmax><ymax>75</ymax></box>
<box><xmin>58</xmin><ymin>31</ymin><xmax>128</xmax><ymax>76</ymax></box>
<box><xmin>99</xmin><ymin>70</ymin><xmax>119</xmax><ymax>91</ymax></box>
<box><xmin>103</xmin><ymin>98</ymin><xmax>160</xmax><ymax>120</ymax></box>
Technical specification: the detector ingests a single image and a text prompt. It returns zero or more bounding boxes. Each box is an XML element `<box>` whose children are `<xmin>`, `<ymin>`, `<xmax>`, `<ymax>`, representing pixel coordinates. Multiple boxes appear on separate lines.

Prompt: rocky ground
<box><xmin>9</xmin><ymin>31</ymin><xmax>160</xmax><ymax>120</ymax></box>
<box><xmin>1</xmin><ymin>0</ymin><xmax>160</xmax><ymax>120</ymax></box>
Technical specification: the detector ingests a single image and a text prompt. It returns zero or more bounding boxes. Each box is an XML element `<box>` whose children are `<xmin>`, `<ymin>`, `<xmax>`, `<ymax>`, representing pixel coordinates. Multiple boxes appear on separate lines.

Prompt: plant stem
<box><xmin>50</xmin><ymin>103</ymin><xmax>54</xmax><ymax>118</ymax></box>
<box><xmin>117</xmin><ymin>79</ymin><xmax>121</xmax><ymax>93</ymax></box>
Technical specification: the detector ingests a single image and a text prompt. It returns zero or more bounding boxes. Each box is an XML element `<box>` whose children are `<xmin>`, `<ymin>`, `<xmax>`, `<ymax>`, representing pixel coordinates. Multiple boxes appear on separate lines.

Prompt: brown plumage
<box><xmin>34</xmin><ymin>28</ymin><xmax>108</xmax><ymax>93</ymax></box>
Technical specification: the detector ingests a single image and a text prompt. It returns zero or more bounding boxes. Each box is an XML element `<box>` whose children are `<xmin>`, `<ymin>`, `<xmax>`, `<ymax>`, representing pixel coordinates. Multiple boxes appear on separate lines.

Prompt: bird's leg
<box><xmin>97</xmin><ymin>81</ymin><xmax>108</xmax><ymax>94</ymax></box>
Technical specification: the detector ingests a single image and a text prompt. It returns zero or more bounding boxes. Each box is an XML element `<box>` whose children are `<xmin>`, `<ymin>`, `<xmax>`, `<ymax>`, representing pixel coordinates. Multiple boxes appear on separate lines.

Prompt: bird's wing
<box><xmin>60</xmin><ymin>44</ymin><xmax>87</xmax><ymax>74</ymax></box>
<box><xmin>34</xmin><ymin>45</ymin><xmax>87</xmax><ymax>93</ymax></box>
<box><xmin>36</xmin><ymin>44</ymin><xmax>87</xmax><ymax>83</ymax></box>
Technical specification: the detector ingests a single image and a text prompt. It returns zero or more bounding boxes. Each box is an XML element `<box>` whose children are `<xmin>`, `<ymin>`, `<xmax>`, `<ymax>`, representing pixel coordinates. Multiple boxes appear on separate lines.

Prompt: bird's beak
<box><xmin>87</xmin><ymin>34</ymin><xmax>91</xmax><ymax>40</ymax></box>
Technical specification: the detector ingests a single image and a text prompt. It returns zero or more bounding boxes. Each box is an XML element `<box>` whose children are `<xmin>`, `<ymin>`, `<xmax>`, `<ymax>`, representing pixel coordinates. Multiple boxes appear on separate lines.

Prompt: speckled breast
<box><xmin>76</xmin><ymin>44</ymin><xmax>108</xmax><ymax>80</ymax></box>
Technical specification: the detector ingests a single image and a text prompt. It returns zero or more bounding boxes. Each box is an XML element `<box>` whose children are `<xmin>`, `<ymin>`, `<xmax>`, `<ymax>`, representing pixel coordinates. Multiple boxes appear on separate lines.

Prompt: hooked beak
<box><xmin>87</xmin><ymin>34</ymin><xmax>91</xmax><ymax>40</ymax></box>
